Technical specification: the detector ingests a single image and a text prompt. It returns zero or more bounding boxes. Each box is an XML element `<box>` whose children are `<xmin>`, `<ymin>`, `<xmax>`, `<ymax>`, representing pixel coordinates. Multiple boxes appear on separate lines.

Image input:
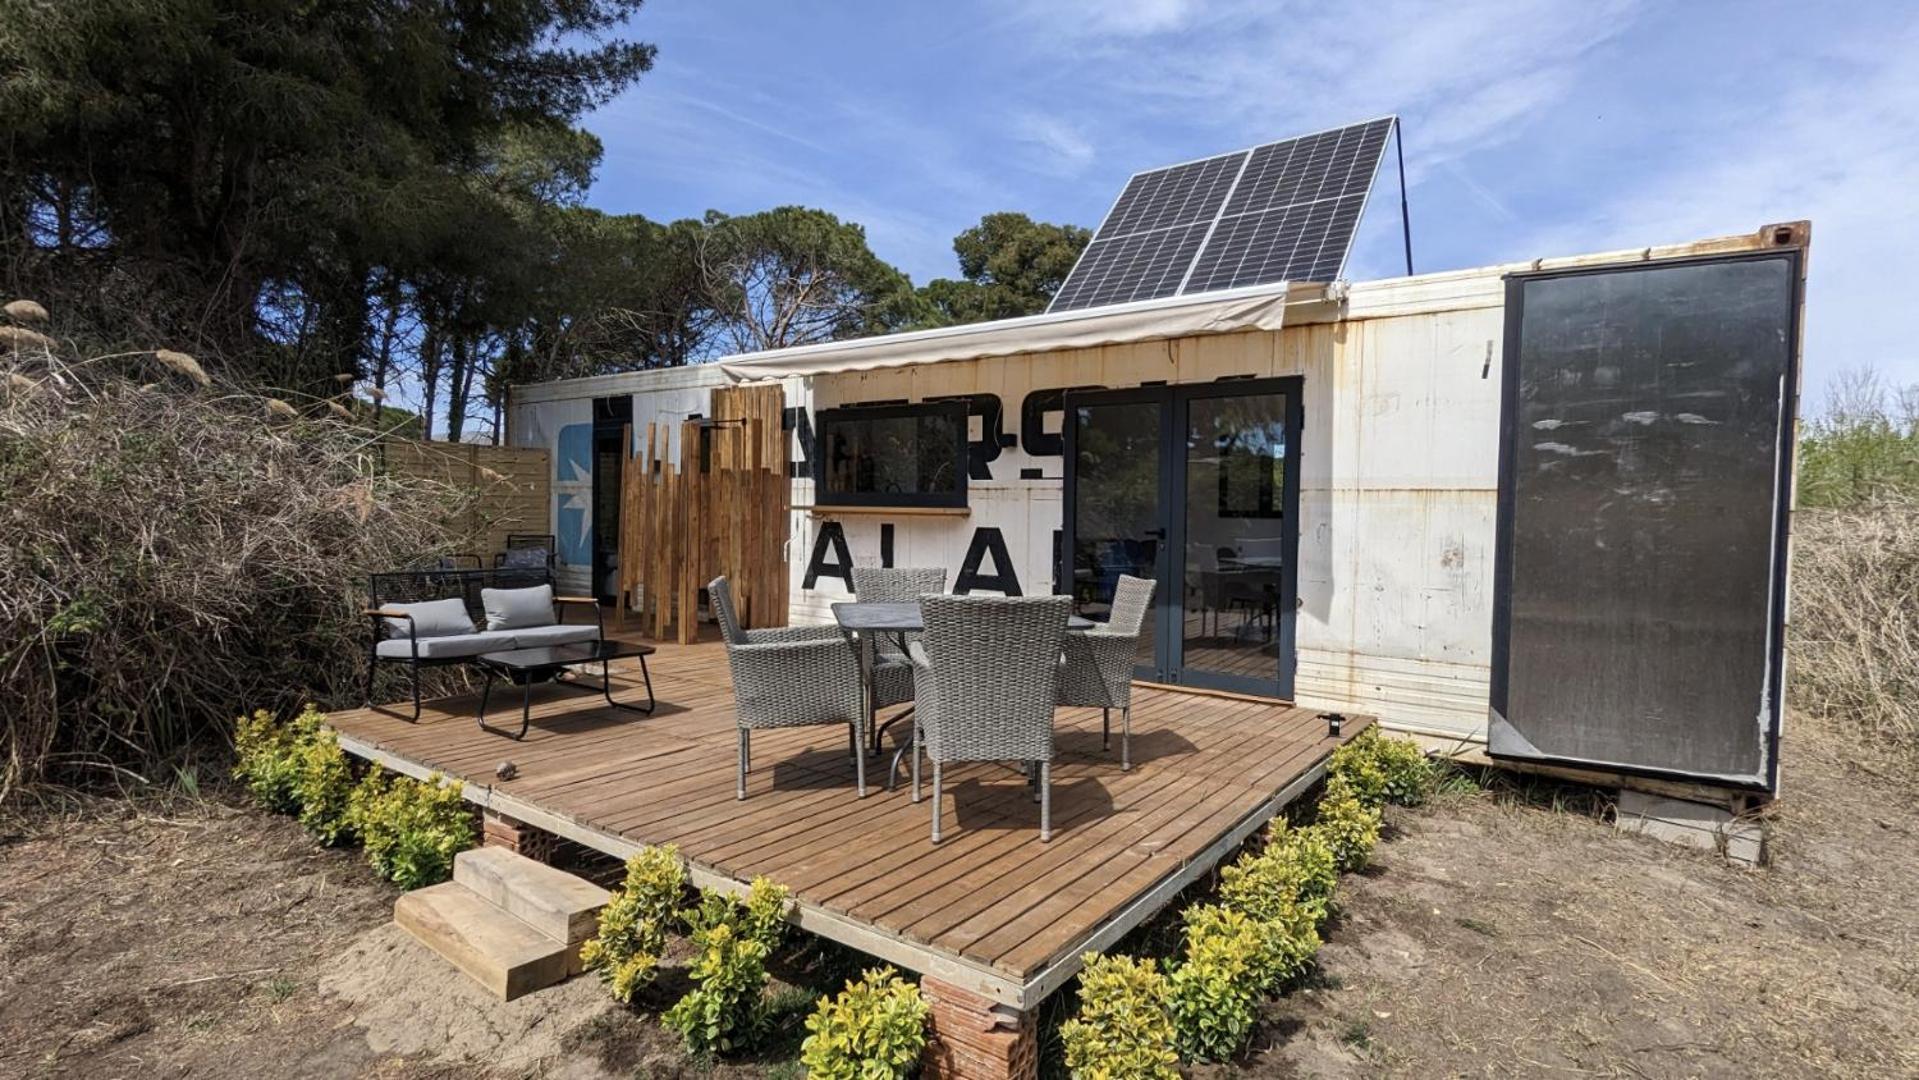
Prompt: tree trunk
<box><xmin>446</xmin><ymin>334</ymin><xmax>471</xmax><ymax>443</ymax></box>
<box><xmin>419</xmin><ymin>320</ymin><xmax>441</xmax><ymax>442</ymax></box>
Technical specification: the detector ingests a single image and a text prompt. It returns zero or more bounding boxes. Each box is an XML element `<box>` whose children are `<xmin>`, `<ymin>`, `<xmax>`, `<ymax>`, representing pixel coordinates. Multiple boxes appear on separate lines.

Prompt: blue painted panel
<box><xmin>554</xmin><ymin>422</ymin><xmax>593</xmax><ymax>566</ymax></box>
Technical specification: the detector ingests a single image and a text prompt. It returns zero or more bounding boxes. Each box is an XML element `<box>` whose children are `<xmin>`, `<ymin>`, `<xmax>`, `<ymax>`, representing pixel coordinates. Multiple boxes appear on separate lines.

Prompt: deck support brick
<box><xmin>920</xmin><ymin>975</ymin><xmax>1038</xmax><ymax>1080</ymax></box>
<box><xmin>481</xmin><ymin>809</ymin><xmax>555</xmax><ymax>864</ymax></box>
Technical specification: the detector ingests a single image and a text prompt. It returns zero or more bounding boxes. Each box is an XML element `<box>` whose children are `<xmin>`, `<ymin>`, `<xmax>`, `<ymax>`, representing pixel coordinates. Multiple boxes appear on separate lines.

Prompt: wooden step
<box><xmin>394</xmin><ymin>882</ymin><xmax>570</xmax><ymax>1001</ymax></box>
<box><xmin>453</xmin><ymin>846</ymin><xmax>611</xmax><ymax>946</ymax></box>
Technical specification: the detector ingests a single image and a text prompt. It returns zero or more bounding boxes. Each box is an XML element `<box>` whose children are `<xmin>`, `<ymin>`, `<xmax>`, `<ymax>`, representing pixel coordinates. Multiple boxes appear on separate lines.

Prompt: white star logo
<box><xmin>555</xmin><ymin>456</ymin><xmax>592</xmax><ymax>558</ymax></box>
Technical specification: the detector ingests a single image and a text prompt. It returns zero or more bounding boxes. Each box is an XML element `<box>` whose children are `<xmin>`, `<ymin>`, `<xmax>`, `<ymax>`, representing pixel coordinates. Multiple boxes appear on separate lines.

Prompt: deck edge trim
<box><xmin>1013</xmin><ymin>733</ymin><xmax>1350</xmax><ymax>1006</ymax></box>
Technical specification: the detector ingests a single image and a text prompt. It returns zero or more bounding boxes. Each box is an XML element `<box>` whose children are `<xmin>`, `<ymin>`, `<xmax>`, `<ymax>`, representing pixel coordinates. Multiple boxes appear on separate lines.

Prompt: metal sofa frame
<box><xmin>363</xmin><ymin>565</ymin><xmax>604</xmax><ymax>722</ymax></box>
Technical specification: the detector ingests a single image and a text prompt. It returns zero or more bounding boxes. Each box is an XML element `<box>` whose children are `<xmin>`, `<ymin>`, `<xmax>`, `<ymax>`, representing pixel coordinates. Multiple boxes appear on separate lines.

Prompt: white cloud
<box><xmin>1004</xmin><ymin>0</ymin><xmax>1642</xmax><ymax>168</ymax></box>
<box><xmin>1042</xmin><ymin>0</ymin><xmax>1201</xmax><ymax>37</ymax></box>
<box><xmin>1012</xmin><ymin>113</ymin><xmax>1098</xmax><ymax>178</ymax></box>
<box><xmin>1515</xmin><ymin>18</ymin><xmax>1919</xmax><ymax>405</ymax></box>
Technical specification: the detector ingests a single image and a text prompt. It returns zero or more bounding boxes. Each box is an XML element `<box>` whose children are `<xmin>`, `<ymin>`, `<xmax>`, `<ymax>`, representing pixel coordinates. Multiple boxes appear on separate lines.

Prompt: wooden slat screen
<box><xmin>620</xmin><ymin>383</ymin><xmax>789</xmax><ymax>642</ymax></box>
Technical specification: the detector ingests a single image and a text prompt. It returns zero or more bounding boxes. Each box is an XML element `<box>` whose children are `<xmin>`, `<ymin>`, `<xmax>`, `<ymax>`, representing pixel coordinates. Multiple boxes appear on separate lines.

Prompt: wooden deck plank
<box><xmin>325</xmin><ymin>635</ymin><xmax>1369</xmax><ymax>1001</ymax></box>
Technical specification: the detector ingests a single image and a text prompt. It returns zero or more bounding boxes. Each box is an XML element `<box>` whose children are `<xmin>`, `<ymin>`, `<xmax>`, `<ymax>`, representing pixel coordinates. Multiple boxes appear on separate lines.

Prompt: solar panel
<box><xmin>1049</xmin><ymin>117</ymin><xmax>1396</xmax><ymax>312</ymax></box>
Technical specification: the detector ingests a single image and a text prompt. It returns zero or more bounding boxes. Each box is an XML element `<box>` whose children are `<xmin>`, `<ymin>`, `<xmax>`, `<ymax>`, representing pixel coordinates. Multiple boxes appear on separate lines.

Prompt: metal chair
<box><xmin>850</xmin><ymin>567</ymin><xmax>946</xmax><ymax>754</ymax></box>
<box><xmin>710</xmin><ymin>576</ymin><xmax>868</xmax><ymax>799</ymax></box>
<box><xmin>495</xmin><ymin>533</ymin><xmax>557</xmax><ymax>571</ymax></box>
<box><xmin>1058</xmin><ymin>575</ymin><xmax>1156</xmax><ymax>770</ymax></box>
<box><xmin>910</xmin><ymin>594</ymin><xmax>1071</xmax><ymax>843</ymax></box>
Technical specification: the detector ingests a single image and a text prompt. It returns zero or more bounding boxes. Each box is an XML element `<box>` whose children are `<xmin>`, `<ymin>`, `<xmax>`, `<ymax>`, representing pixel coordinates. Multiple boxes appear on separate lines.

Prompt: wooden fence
<box><xmin>620</xmin><ymin>383</ymin><xmax>788</xmax><ymax>642</ymax></box>
<box><xmin>381</xmin><ymin>440</ymin><xmax>550</xmax><ymax>558</ymax></box>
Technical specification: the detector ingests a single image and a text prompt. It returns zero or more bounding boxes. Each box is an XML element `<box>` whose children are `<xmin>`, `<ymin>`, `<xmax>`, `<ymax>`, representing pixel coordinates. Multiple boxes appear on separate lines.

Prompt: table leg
<box><xmin>587</xmin><ymin>653</ymin><xmax>655</xmax><ymax>715</ymax></box>
<box><xmin>517</xmin><ymin>674</ymin><xmax>533</xmax><ymax>739</ymax></box>
<box><xmin>476</xmin><ymin>666</ymin><xmax>529</xmax><ymax>740</ymax></box>
<box><xmin>476</xmin><ymin>666</ymin><xmax>497</xmax><ymax>735</ymax></box>
<box><xmin>856</xmin><ymin>631</ymin><xmax>872</xmax><ymax>798</ymax></box>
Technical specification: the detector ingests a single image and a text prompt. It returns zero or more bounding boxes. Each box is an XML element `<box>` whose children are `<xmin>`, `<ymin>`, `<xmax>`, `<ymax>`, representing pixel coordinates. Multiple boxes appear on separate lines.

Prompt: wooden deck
<box><xmin>328</xmin><ymin>637</ymin><xmax>1370</xmax><ymax>1007</ymax></box>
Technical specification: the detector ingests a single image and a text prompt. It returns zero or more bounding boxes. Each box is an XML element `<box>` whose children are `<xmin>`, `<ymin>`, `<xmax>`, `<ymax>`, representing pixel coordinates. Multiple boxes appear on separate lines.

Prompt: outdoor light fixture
<box><xmin>1323</xmin><ymin>713</ymin><xmax>1345</xmax><ymax>738</ymax></box>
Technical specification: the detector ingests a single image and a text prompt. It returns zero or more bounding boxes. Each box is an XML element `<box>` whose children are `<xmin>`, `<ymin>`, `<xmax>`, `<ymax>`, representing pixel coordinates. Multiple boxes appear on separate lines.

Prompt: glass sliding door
<box><xmin>1177</xmin><ymin>384</ymin><xmax>1300</xmax><ymax>696</ymax></box>
<box><xmin>1064</xmin><ymin>379</ymin><xmax>1301</xmax><ymax>697</ymax></box>
<box><xmin>1062</xmin><ymin>390</ymin><xmax>1171</xmax><ymax>677</ymax></box>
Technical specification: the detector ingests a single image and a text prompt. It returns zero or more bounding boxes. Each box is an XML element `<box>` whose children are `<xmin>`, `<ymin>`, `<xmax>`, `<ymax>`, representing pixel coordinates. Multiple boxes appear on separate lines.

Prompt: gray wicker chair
<box><xmin>910</xmin><ymin>594</ymin><xmax>1072</xmax><ymax>843</ymax></box>
<box><xmin>710</xmin><ymin>576</ymin><xmax>867</xmax><ymax>799</ymax></box>
<box><xmin>1059</xmin><ymin>574</ymin><xmax>1156</xmax><ymax>770</ymax></box>
<box><xmin>850</xmin><ymin>566</ymin><xmax>946</xmax><ymax>712</ymax></box>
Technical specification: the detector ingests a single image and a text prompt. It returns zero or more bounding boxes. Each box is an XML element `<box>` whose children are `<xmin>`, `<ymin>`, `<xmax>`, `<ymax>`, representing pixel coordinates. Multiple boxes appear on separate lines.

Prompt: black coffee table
<box><xmin>475</xmin><ymin>640</ymin><xmax>656</xmax><ymax>739</ymax></box>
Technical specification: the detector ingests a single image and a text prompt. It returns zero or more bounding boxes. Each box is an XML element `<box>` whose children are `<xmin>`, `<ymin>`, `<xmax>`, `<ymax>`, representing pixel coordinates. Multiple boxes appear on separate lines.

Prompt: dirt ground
<box><xmin>1252</xmin><ymin>720</ymin><xmax>1919</xmax><ymax>1079</ymax></box>
<box><xmin>2</xmin><ymin>715</ymin><xmax>1913</xmax><ymax>1079</ymax></box>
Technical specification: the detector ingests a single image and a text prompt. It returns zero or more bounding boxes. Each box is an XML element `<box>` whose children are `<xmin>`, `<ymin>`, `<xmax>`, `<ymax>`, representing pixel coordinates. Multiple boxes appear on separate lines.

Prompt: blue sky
<box><xmin>584</xmin><ymin>0</ymin><xmax>1919</xmax><ymax>410</ymax></box>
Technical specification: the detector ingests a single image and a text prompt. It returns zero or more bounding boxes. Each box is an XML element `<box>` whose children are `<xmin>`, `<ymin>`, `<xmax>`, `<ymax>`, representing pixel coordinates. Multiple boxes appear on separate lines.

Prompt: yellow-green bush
<box><xmin>663</xmin><ymin>877</ymin><xmax>792</xmax><ymax>1057</ymax></box>
<box><xmin>232</xmin><ymin>706</ymin><xmax>321</xmax><ymax>812</ymax></box>
<box><xmin>799</xmin><ymin>966</ymin><xmax>930</xmax><ymax>1080</ymax></box>
<box><xmin>347</xmin><ymin>767</ymin><xmax>475</xmax><ymax>889</ymax></box>
<box><xmin>1059</xmin><ymin>952</ymin><xmax>1180</xmax><ymax>1080</ymax></box>
<box><xmin>1311</xmin><ymin>782</ymin><xmax>1382</xmax><ymax>873</ymax></box>
<box><xmin>1188</xmin><ymin>893</ymin><xmax>1318</xmax><ymax>995</ymax></box>
<box><xmin>293</xmin><ymin>721</ymin><xmax>356</xmax><ymax>845</ymax></box>
<box><xmin>1165</xmin><ymin>903</ymin><xmax>1264</xmax><ymax>1062</ymax></box>
<box><xmin>1221</xmin><ymin>821</ymin><xmax>1338</xmax><ymax>927</ymax></box>
<box><xmin>737</xmin><ymin>875</ymin><xmax>792</xmax><ymax>952</ymax></box>
<box><xmin>581</xmin><ymin>844</ymin><xmax>689</xmax><ymax>1003</ymax></box>
<box><xmin>1328</xmin><ymin>728</ymin><xmax>1434</xmax><ymax>807</ymax></box>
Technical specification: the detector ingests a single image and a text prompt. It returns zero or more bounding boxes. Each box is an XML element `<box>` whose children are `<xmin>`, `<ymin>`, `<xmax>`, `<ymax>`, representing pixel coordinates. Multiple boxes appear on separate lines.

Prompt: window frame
<box><xmin>814</xmin><ymin>399</ymin><xmax>971</xmax><ymax>509</ymax></box>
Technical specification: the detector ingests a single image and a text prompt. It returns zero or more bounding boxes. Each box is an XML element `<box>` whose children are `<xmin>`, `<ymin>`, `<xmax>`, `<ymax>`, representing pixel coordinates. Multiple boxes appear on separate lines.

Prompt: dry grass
<box><xmin>1787</xmin><ymin>500</ymin><xmax>1919</xmax><ymax>749</ymax></box>
<box><xmin>0</xmin><ymin>336</ymin><xmax>474</xmax><ymax>801</ymax></box>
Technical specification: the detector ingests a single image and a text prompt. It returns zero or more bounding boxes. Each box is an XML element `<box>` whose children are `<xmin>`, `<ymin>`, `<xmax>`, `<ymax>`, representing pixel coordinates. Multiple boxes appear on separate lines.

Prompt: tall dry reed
<box><xmin>1</xmin><ymin>325</ymin><xmax>475</xmax><ymax>799</ymax></box>
<box><xmin>1788</xmin><ymin>500</ymin><xmax>1919</xmax><ymax>748</ymax></box>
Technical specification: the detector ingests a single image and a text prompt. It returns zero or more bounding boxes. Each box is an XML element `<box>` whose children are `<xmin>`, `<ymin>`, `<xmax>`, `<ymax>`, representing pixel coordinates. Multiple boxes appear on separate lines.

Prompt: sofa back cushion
<box><xmin>384</xmin><ymin>597</ymin><xmax>476</xmax><ymax>639</ymax></box>
<box><xmin>483</xmin><ymin>584</ymin><xmax>556</xmax><ymax>631</ymax></box>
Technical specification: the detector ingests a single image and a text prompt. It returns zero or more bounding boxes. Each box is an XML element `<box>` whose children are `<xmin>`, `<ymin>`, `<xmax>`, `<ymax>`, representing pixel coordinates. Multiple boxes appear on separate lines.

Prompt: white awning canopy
<box><xmin>718</xmin><ymin>282</ymin><xmax>1313</xmax><ymax>380</ymax></box>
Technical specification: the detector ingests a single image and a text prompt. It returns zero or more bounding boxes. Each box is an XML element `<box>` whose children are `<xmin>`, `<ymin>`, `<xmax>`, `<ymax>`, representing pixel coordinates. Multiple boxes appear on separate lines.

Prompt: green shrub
<box><xmin>1311</xmin><ymin>783</ymin><xmax>1382</xmax><ymax>872</ymax></box>
<box><xmin>293</xmin><ymin>719</ymin><xmax>356</xmax><ymax>845</ymax></box>
<box><xmin>1221</xmin><ymin>821</ymin><xmax>1339</xmax><ymax>927</ymax></box>
<box><xmin>664</xmin><ymin>877</ymin><xmax>792</xmax><ymax>1057</ymax></box>
<box><xmin>738</xmin><ymin>875</ymin><xmax>792</xmax><ymax>952</ymax></box>
<box><xmin>799</xmin><ymin>966</ymin><xmax>930</xmax><ymax>1080</ymax></box>
<box><xmin>1329</xmin><ymin>728</ymin><xmax>1435</xmax><ymax>807</ymax></box>
<box><xmin>1059</xmin><ymin>952</ymin><xmax>1181</xmax><ymax>1080</ymax></box>
<box><xmin>1165</xmin><ymin>904</ymin><xmax>1264</xmax><ymax>1062</ymax></box>
<box><xmin>347</xmin><ymin>767</ymin><xmax>475</xmax><ymax>888</ymax></box>
<box><xmin>581</xmin><ymin>844</ymin><xmax>688</xmax><ymax>1003</ymax></box>
<box><xmin>232</xmin><ymin>706</ymin><xmax>321</xmax><ymax>812</ymax></box>
<box><xmin>1185</xmin><ymin>895</ymin><xmax>1318</xmax><ymax>995</ymax></box>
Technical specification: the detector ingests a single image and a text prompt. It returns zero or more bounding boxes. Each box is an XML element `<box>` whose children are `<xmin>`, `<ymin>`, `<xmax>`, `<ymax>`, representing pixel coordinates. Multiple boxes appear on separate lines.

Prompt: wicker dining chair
<box><xmin>710</xmin><ymin>576</ymin><xmax>868</xmax><ymax>799</ymax></box>
<box><xmin>850</xmin><ymin>566</ymin><xmax>947</xmax><ymax>713</ymax></box>
<box><xmin>910</xmin><ymin>594</ymin><xmax>1071</xmax><ymax>843</ymax></box>
<box><xmin>1058</xmin><ymin>574</ymin><xmax>1156</xmax><ymax>770</ymax></box>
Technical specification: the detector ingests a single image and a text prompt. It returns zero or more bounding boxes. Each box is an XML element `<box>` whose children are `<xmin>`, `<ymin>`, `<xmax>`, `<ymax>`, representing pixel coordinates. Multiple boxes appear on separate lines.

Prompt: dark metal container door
<box><xmin>591</xmin><ymin>395</ymin><xmax>633</xmax><ymax>604</ymax></box>
<box><xmin>1491</xmin><ymin>249</ymin><xmax>1802</xmax><ymax>790</ymax></box>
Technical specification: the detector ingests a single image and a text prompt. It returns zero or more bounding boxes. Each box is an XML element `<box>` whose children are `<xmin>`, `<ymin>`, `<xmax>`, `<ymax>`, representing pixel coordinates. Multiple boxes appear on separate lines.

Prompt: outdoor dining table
<box><xmin>831</xmin><ymin>601</ymin><xmax>1094</xmax><ymax>771</ymax></box>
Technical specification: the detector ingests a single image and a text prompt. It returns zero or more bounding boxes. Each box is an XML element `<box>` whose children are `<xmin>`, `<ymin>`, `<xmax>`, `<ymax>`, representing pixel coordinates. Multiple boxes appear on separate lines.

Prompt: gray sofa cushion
<box><xmin>505</xmin><ymin>624</ymin><xmax>599</xmax><ymax>649</ymax></box>
<box><xmin>483</xmin><ymin>584</ymin><xmax>555</xmax><ymax>631</ymax></box>
<box><xmin>376</xmin><ymin>630</ymin><xmax>516</xmax><ymax>660</ymax></box>
<box><xmin>384</xmin><ymin>597</ymin><xmax>475</xmax><ymax>639</ymax></box>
